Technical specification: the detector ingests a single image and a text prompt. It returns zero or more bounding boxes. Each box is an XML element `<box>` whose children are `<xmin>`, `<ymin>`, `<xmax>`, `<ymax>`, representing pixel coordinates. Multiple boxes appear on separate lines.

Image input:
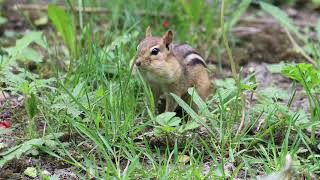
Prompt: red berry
<box><xmin>162</xmin><ymin>20</ymin><xmax>170</xmax><ymax>28</ymax></box>
<box><xmin>0</xmin><ymin>120</ymin><xmax>10</xmax><ymax>128</ymax></box>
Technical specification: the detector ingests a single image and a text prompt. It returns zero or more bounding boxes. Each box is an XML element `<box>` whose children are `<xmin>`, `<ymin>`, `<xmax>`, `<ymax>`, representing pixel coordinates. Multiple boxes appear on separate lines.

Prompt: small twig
<box><xmin>122</xmin><ymin>160</ymin><xmax>131</xmax><ymax>176</ymax></box>
<box><xmin>13</xmin><ymin>4</ymin><xmax>107</xmax><ymax>12</ymax></box>
<box><xmin>255</xmin><ymin>118</ymin><xmax>266</xmax><ymax>133</ymax></box>
<box><xmin>240</xmin><ymin>17</ymin><xmax>315</xmax><ymax>29</ymax></box>
<box><xmin>239</xmin><ymin>17</ymin><xmax>279</xmax><ymax>25</ymax></box>
<box><xmin>236</xmin><ymin>96</ymin><xmax>246</xmax><ymax>136</ymax></box>
<box><xmin>13</xmin><ymin>4</ymin><xmax>172</xmax><ymax>17</ymax></box>
<box><xmin>284</xmin><ymin>28</ymin><xmax>317</xmax><ymax>66</ymax></box>
<box><xmin>0</xmin><ymin>90</ymin><xmax>8</xmax><ymax>102</ymax></box>
<box><xmin>249</xmin><ymin>91</ymin><xmax>254</xmax><ymax>103</ymax></box>
<box><xmin>231</xmin><ymin>26</ymin><xmax>261</xmax><ymax>37</ymax></box>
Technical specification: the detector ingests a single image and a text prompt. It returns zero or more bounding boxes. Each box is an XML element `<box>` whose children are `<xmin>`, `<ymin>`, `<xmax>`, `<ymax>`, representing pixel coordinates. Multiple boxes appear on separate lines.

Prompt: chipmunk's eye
<box><xmin>150</xmin><ymin>48</ymin><xmax>159</xmax><ymax>55</ymax></box>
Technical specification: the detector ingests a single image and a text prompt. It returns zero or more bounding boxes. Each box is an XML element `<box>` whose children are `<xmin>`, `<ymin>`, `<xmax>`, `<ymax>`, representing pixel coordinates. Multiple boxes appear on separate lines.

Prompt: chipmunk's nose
<box><xmin>135</xmin><ymin>60</ymin><xmax>141</xmax><ymax>66</ymax></box>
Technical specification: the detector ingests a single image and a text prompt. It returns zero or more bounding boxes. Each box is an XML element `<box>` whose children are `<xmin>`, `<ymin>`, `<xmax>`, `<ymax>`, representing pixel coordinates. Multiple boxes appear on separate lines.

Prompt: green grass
<box><xmin>0</xmin><ymin>0</ymin><xmax>320</xmax><ymax>179</ymax></box>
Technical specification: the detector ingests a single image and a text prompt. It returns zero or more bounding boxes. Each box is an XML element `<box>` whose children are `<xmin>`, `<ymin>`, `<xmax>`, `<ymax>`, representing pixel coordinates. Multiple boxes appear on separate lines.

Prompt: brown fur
<box><xmin>131</xmin><ymin>27</ymin><xmax>211</xmax><ymax>112</ymax></box>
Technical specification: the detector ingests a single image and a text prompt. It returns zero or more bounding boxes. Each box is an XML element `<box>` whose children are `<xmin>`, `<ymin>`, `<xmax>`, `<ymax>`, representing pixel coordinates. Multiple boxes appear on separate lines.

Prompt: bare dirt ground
<box><xmin>0</xmin><ymin>1</ymin><xmax>318</xmax><ymax>179</ymax></box>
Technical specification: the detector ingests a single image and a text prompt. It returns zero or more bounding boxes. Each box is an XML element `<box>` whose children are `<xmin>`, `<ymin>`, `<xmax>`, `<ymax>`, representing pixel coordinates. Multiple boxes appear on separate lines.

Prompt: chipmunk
<box><xmin>131</xmin><ymin>27</ymin><xmax>211</xmax><ymax>112</ymax></box>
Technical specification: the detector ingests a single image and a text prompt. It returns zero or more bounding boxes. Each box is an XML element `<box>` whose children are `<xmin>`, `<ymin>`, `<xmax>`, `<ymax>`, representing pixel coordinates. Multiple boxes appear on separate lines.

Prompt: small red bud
<box><xmin>0</xmin><ymin>120</ymin><xmax>10</xmax><ymax>128</ymax></box>
<box><xmin>162</xmin><ymin>20</ymin><xmax>170</xmax><ymax>28</ymax></box>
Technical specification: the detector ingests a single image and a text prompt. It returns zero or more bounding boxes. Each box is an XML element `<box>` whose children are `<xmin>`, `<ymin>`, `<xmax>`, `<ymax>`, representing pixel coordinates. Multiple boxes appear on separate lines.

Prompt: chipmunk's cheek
<box><xmin>149</xmin><ymin>60</ymin><xmax>160</xmax><ymax>69</ymax></box>
<box><xmin>140</xmin><ymin>59</ymin><xmax>149</xmax><ymax>67</ymax></box>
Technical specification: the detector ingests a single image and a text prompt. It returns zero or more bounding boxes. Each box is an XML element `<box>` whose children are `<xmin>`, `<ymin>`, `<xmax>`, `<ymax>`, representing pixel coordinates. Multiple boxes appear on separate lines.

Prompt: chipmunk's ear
<box><xmin>162</xmin><ymin>30</ymin><xmax>173</xmax><ymax>49</ymax></box>
<box><xmin>145</xmin><ymin>26</ymin><xmax>152</xmax><ymax>37</ymax></box>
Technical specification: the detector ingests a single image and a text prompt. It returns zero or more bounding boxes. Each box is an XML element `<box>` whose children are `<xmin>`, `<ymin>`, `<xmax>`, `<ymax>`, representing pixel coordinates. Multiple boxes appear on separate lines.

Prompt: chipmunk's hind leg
<box><xmin>173</xmin><ymin>93</ymin><xmax>200</xmax><ymax>119</ymax></box>
<box><xmin>165</xmin><ymin>95</ymin><xmax>178</xmax><ymax>112</ymax></box>
<box><xmin>151</xmin><ymin>86</ymin><xmax>162</xmax><ymax>114</ymax></box>
<box><xmin>178</xmin><ymin>93</ymin><xmax>194</xmax><ymax>118</ymax></box>
<box><xmin>194</xmin><ymin>67</ymin><xmax>212</xmax><ymax>101</ymax></box>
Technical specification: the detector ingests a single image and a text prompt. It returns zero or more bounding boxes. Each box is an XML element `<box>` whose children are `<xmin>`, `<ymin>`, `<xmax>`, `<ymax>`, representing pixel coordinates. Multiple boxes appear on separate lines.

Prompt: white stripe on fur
<box><xmin>185</xmin><ymin>53</ymin><xmax>205</xmax><ymax>64</ymax></box>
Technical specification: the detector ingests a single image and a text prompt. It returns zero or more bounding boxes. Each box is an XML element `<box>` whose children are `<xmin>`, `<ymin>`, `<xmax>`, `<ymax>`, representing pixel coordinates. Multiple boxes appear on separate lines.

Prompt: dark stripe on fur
<box><xmin>187</xmin><ymin>58</ymin><xmax>207</xmax><ymax>67</ymax></box>
<box><xmin>183</xmin><ymin>51</ymin><xmax>201</xmax><ymax>59</ymax></box>
<box><xmin>174</xmin><ymin>43</ymin><xmax>189</xmax><ymax>47</ymax></box>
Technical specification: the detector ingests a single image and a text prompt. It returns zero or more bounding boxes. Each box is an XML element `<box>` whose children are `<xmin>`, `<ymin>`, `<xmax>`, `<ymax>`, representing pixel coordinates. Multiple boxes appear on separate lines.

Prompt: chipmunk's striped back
<box><xmin>173</xmin><ymin>43</ymin><xmax>207</xmax><ymax>67</ymax></box>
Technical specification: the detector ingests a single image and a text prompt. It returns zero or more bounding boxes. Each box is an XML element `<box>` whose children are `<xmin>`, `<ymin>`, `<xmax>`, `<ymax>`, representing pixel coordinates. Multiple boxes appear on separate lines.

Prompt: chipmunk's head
<box><xmin>132</xmin><ymin>27</ymin><xmax>182</xmax><ymax>84</ymax></box>
<box><xmin>134</xmin><ymin>26</ymin><xmax>173</xmax><ymax>70</ymax></box>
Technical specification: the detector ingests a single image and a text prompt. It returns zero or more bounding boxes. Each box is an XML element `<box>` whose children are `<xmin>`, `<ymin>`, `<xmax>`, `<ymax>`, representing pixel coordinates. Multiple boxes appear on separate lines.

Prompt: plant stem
<box><xmin>220</xmin><ymin>0</ymin><xmax>238</xmax><ymax>82</ymax></box>
<box><xmin>221</xmin><ymin>0</ymin><xmax>246</xmax><ymax>136</ymax></box>
<box><xmin>285</xmin><ymin>28</ymin><xmax>317</xmax><ymax>66</ymax></box>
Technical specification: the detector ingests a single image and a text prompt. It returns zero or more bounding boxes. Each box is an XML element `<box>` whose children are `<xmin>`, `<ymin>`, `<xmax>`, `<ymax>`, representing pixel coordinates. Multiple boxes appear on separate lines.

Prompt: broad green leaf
<box><xmin>18</xmin><ymin>80</ymin><xmax>31</xmax><ymax>92</ymax></box>
<box><xmin>48</xmin><ymin>4</ymin><xmax>77</xmax><ymax>57</ymax></box>
<box><xmin>153</xmin><ymin>112</ymin><xmax>181</xmax><ymax>136</ymax></box>
<box><xmin>4</xmin><ymin>30</ymin><xmax>15</xmax><ymax>38</ymax></box>
<box><xmin>267</xmin><ymin>62</ymin><xmax>287</xmax><ymax>73</ymax></box>
<box><xmin>154</xmin><ymin>126</ymin><xmax>174</xmax><ymax>135</ymax></box>
<box><xmin>241</xmin><ymin>81</ymin><xmax>257</xmax><ymax>91</ymax></box>
<box><xmin>0</xmin><ymin>133</ymin><xmax>63</xmax><ymax>167</ymax></box>
<box><xmin>179</xmin><ymin>121</ymin><xmax>200</xmax><ymax>133</ymax></box>
<box><xmin>155</xmin><ymin>112</ymin><xmax>176</xmax><ymax>126</ymax></box>
<box><xmin>167</xmin><ymin>117</ymin><xmax>181</xmax><ymax>127</ymax></box>
<box><xmin>215</xmin><ymin>78</ymin><xmax>236</xmax><ymax>89</ymax></box>
<box><xmin>34</xmin><ymin>16</ymin><xmax>48</xmax><ymax>26</ymax></box>
<box><xmin>160</xmin><ymin>125</ymin><xmax>176</xmax><ymax>133</ymax></box>
<box><xmin>154</xmin><ymin>126</ymin><xmax>165</xmax><ymax>136</ymax></box>
<box><xmin>24</xmin><ymin>167</ymin><xmax>37</xmax><ymax>178</ymax></box>
<box><xmin>66</xmin><ymin>106</ymin><xmax>82</xmax><ymax>118</ymax></box>
<box><xmin>259</xmin><ymin>87</ymin><xmax>289</xmax><ymax>101</ymax></box>
<box><xmin>282</xmin><ymin>63</ymin><xmax>320</xmax><ymax>88</ymax></box>
<box><xmin>16</xmin><ymin>47</ymin><xmax>43</xmax><ymax>63</ymax></box>
<box><xmin>1</xmin><ymin>71</ymin><xmax>29</xmax><ymax>92</ymax></box>
<box><xmin>184</xmin><ymin>121</ymin><xmax>200</xmax><ymax>130</ymax></box>
<box><xmin>4</xmin><ymin>31</ymin><xmax>45</xmax><ymax>63</ymax></box>
<box><xmin>95</xmin><ymin>87</ymin><xmax>105</xmax><ymax>97</ymax></box>
<box><xmin>25</xmin><ymin>93</ymin><xmax>37</xmax><ymax>119</ymax></box>
<box><xmin>16</xmin><ymin>31</ymin><xmax>46</xmax><ymax>49</ymax></box>
<box><xmin>0</xmin><ymin>16</ymin><xmax>7</xmax><ymax>25</ymax></box>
